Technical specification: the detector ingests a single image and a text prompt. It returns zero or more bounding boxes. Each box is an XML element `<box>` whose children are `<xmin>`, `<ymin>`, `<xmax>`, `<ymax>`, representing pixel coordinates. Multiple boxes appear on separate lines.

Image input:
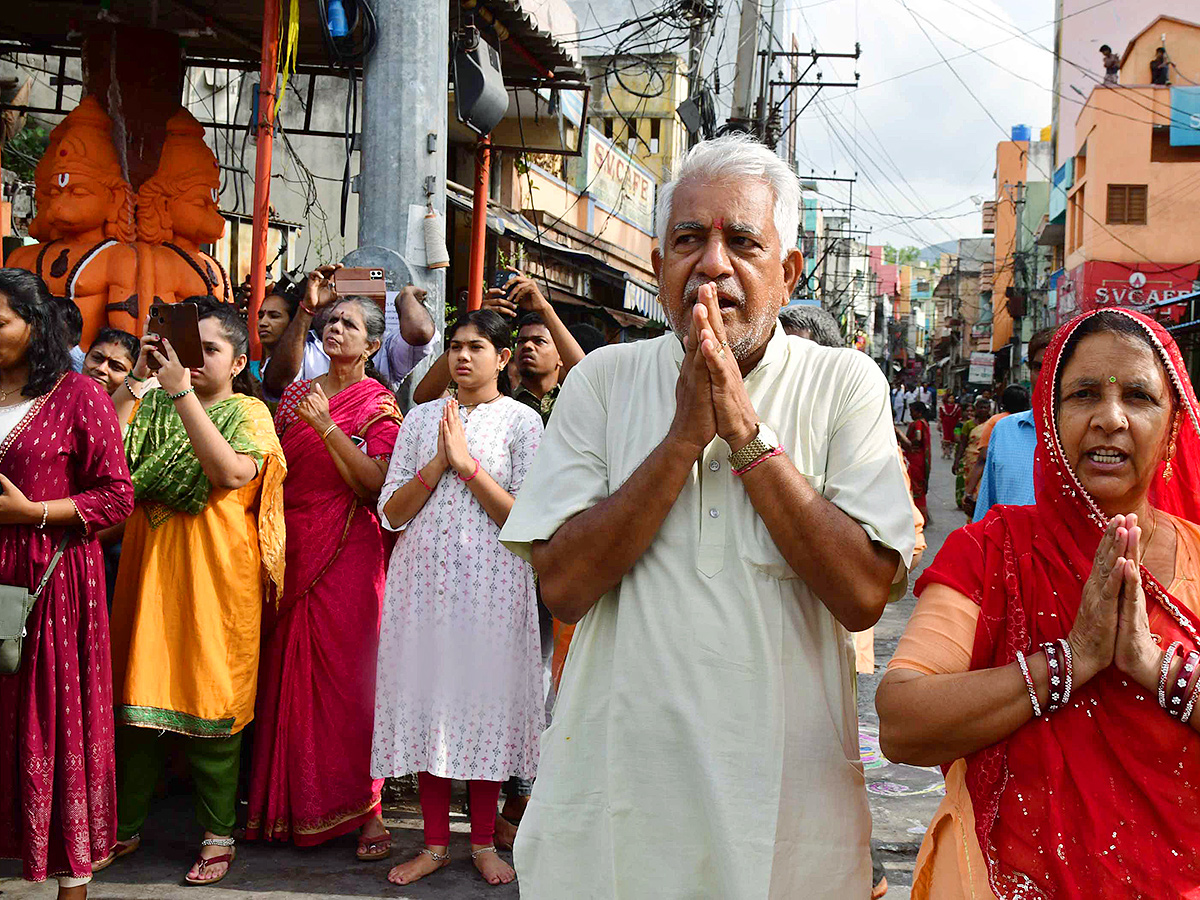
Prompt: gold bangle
<box><xmin>320</xmin><ymin>422</ymin><xmax>338</xmax><ymax>441</ymax></box>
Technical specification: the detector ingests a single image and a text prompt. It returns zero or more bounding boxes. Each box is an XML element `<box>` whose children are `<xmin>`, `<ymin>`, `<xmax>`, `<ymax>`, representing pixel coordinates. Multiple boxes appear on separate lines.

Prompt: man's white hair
<box><xmin>656</xmin><ymin>133</ymin><xmax>801</xmax><ymax>260</ymax></box>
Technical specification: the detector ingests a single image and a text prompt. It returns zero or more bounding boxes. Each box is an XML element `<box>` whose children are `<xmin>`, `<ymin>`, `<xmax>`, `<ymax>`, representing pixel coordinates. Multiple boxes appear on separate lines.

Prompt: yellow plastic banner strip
<box><xmin>275</xmin><ymin>0</ymin><xmax>300</xmax><ymax>120</ymax></box>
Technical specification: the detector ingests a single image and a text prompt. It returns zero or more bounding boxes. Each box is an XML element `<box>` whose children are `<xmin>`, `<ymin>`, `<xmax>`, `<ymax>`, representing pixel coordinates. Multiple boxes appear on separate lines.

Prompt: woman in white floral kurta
<box><xmin>373</xmin><ymin>310</ymin><xmax>543</xmax><ymax>887</ymax></box>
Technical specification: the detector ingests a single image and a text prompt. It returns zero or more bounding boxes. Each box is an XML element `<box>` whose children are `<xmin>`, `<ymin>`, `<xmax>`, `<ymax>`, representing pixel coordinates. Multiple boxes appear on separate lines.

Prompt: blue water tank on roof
<box><xmin>1011</xmin><ymin>124</ymin><xmax>1031</xmax><ymax>142</ymax></box>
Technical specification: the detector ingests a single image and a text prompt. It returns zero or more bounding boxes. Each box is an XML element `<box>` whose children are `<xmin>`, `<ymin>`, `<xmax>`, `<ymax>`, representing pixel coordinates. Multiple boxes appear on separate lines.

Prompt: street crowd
<box><xmin>2</xmin><ymin>134</ymin><xmax>1199</xmax><ymax>900</ymax></box>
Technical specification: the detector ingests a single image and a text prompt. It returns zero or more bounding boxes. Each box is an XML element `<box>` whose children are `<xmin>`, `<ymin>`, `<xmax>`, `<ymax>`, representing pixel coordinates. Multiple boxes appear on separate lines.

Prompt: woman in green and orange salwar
<box><xmin>105</xmin><ymin>299</ymin><xmax>285</xmax><ymax>886</ymax></box>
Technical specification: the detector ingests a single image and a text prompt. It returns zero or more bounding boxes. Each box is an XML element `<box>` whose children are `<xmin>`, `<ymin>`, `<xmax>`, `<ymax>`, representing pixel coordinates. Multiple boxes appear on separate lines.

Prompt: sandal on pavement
<box><xmin>92</xmin><ymin>834</ymin><xmax>141</xmax><ymax>873</ymax></box>
<box><xmin>184</xmin><ymin>837</ymin><xmax>236</xmax><ymax>886</ymax></box>
<box><xmin>356</xmin><ymin>830</ymin><xmax>393</xmax><ymax>861</ymax></box>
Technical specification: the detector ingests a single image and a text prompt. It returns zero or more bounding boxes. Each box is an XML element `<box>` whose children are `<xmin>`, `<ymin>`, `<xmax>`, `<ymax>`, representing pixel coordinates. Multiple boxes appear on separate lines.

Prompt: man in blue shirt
<box><xmin>973</xmin><ymin>327</ymin><xmax>1056</xmax><ymax>521</ymax></box>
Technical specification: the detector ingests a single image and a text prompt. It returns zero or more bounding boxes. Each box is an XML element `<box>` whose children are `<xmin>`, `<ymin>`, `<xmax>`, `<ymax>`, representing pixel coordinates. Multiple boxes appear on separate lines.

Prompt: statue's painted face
<box><xmin>167</xmin><ymin>182</ymin><xmax>225</xmax><ymax>243</ymax></box>
<box><xmin>43</xmin><ymin>173</ymin><xmax>115</xmax><ymax>237</ymax></box>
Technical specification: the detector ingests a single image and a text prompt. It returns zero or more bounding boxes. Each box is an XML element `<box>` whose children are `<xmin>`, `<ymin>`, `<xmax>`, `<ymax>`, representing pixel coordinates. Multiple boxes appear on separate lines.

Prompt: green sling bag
<box><xmin>0</xmin><ymin>535</ymin><xmax>70</xmax><ymax>674</ymax></box>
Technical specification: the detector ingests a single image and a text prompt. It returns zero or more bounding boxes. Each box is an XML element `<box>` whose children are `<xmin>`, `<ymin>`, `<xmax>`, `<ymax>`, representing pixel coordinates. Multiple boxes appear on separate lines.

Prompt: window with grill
<box><xmin>1106</xmin><ymin>184</ymin><xmax>1148</xmax><ymax>225</ymax></box>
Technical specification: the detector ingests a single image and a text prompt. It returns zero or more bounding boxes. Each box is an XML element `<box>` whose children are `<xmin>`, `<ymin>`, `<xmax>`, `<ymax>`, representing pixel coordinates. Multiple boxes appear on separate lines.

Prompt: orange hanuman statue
<box><xmin>136</xmin><ymin>109</ymin><xmax>231</xmax><ymax>305</ymax></box>
<box><xmin>8</xmin><ymin>100</ymin><xmax>232</xmax><ymax>349</ymax></box>
<box><xmin>7</xmin><ymin>97</ymin><xmax>143</xmax><ymax>346</ymax></box>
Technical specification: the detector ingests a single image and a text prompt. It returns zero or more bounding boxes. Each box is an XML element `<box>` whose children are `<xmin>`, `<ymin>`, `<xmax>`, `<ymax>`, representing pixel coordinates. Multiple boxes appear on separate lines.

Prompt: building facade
<box><xmin>583</xmin><ymin>52</ymin><xmax>690</xmax><ymax>185</ymax></box>
<box><xmin>1056</xmin><ymin>16</ymin><xmax>1200</xmax><ymax>335</ymax></box>
<box><xmin>1052</xmin><ymin>0</ymin><xmax>1200</xmax><ymax>168</ymax></box>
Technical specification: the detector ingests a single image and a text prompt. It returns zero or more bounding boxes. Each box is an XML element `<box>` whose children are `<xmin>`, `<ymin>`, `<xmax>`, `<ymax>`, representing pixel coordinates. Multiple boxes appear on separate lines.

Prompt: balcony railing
<box><xmin>981</xmin><ymin>200</ymin><xmax>997</xmax><ymax>234</ymax></box>
<box><xmin>980</xmin><ymin>261</ymin><xmax>995</xmax><ymax>292</ymax></box>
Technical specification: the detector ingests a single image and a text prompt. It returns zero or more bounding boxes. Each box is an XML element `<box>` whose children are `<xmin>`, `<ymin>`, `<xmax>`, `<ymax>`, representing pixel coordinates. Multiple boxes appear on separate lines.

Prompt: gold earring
<box><xmin>1164</xmin><ymin>417</ymin><xmax>1180</xmax><ymax>483</ymax></box>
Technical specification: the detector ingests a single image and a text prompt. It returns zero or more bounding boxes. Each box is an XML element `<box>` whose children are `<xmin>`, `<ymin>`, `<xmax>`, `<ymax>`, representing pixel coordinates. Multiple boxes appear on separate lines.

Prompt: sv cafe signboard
<box><xmin>581</xmin><ymin>128</ymin><xmax>656</xmax><ymax>234</ymax></box>
<box><xmin>1070</xmin><ymin>262</ymin><xmax>1200</xmax><ymax>323</ymax></box>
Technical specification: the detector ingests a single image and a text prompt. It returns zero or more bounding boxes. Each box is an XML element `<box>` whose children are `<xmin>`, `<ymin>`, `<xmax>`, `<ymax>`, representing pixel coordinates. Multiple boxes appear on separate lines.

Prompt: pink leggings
<box><xmin>418</xmin><ymin>771</ymin><xmax>503</xmax><ymax>846</ymax></box>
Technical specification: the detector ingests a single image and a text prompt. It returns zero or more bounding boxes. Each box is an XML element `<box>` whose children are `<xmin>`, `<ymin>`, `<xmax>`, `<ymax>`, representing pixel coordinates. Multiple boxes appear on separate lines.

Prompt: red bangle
<box><xmin>300</xmin><ymin>301</ymin><xmax>317</xmax><ymax>316</ymax></box>
<box><xmin>732</xmin><ymin>446</ymin><xmax>784</xmax><ymax>476</ymax></box>
<box><xmin>415</xmin><ymin>470</ymin><xmax>435</xmax><ymax>492</ymax></box>
<box><xmin>458</xmin><ymin>458</ymin><xmax>480</xmax><ymax>482</ymax></box>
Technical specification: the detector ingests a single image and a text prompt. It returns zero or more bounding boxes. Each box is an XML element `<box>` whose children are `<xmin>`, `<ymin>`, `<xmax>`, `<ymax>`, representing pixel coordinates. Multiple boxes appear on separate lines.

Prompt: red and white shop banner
<box><xmin>1058</xmin><ymin>261</ymin><xmax>1200</xmax><ymax>324</ymax></box>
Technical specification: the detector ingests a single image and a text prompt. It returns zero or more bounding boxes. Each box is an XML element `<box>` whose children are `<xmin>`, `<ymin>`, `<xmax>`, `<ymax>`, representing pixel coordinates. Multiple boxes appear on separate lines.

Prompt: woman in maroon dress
<box><xmin>0</xmin><ymin>269</ymin><xmax>134</xmax><ymax>899</ymax></box>
<box><xmin>905</xmin><ymin>399</ymin><xmax>933</xmax><ymax>524</ymax></box>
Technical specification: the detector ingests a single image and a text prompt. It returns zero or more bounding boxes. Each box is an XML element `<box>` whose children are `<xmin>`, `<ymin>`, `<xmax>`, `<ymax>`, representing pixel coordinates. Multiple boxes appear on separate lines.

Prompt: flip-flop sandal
<box><xmin>356</xmin><ymin>832</ymin><xmax>393</xmax><ymax>861</ymax></box>
<box><xmin>184</xmin><ymin>838</ymin><xmax>235</xmax><ymax>886</ymax></box>
<box><xmin>92</xmin><ymin>834</ymin><xmax>141</xmax><ymax>873</ymax></box>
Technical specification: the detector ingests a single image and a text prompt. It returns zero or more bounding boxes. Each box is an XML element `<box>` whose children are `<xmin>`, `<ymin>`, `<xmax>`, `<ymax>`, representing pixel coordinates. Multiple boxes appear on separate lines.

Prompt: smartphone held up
<box><xmin>146</xmin><ymin>303</ymin><xmax>205</xmax><ymax>371</ymax></box>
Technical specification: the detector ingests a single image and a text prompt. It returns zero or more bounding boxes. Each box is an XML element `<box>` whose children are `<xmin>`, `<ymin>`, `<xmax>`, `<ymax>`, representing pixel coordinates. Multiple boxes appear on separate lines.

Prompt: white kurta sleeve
<box><xmin>500</xmin><ymin>355</ymin><xmax>611</xmax><ymax>562</ymax></box>
<box><xmin>376</xmin><ymin>405</ymin><xmax>427</xmax><ymax>533</ymax></box>
<box><xmin>822</xmin><ymin>353</ymin><xmax>918</xmax><ymax>592</ymax></box>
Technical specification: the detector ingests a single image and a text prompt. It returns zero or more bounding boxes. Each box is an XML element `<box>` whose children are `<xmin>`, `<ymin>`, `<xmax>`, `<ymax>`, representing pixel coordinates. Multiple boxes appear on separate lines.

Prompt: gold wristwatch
<box><xmin>728</xmin><ymin>423</ymin><xmax>781</xmax><ymax>471</ymax></box>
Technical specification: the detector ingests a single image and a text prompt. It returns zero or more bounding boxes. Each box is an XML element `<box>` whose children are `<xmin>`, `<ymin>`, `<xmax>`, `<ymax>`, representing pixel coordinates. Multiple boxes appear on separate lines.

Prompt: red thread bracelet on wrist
<box><xmin>300</xmin><ymin>302</ymin><xmax>317</xmax><ymax>316</ymax></box>
<box><xmin>415</xmin><ymin>470</ymin><xmax>435</xmax><ymax>492</ymax></box>
<box><xmin>732</xmin><ymin>446</ymin><xmax>784</xmax><ymax>476</ymax></box>
<box><xmin>458</xmin><ymin>458</ymin><xmax>481</xmax><ymax>482</ymax></box>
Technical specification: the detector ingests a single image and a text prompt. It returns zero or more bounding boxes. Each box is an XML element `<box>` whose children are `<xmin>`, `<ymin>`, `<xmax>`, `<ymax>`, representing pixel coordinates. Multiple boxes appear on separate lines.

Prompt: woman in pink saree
<box><xmin>246</xmin><ymin>297</ymin><xmax>401</xmax><ymax>856</ymax></box>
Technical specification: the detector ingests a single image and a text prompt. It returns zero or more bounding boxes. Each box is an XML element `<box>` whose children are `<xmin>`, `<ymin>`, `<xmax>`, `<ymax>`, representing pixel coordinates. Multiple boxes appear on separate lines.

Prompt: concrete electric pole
<box><xmin>730</xmin><ymin>0</ymin><xmax>760</xmax><ymax>130</ymax></box>
<box><xmin>358</xmin><ymin>1</ymin><xmax>448</xmax><ymax>400</ymax></box>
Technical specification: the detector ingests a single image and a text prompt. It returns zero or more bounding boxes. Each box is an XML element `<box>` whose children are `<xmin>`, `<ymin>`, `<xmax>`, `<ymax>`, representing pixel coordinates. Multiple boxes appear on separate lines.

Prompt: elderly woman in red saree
<box><xmin>0</xmin><ymin>269</ymin><xmax>133</xmax><ymax>899</ymax></box>
<box><xmin>246</xmin><ymin>296</ymin><xmax>401</xmax><ymax>858</ymax></box>
<box><xmin>877</xmin><ymin>308</ymin><xmax>1200</xmax><ymax>899</ymax></box>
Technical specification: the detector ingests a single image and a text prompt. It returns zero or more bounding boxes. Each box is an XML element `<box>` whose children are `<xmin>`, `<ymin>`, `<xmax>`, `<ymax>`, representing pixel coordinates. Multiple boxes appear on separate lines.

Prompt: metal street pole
<box><xmin>248</xmin><ymin>0</ymin><xmax>280</xmax><ymax>361</ymax></box>
<box><xmin>1012</xmin><ymin>182</ymin><xmax>1026</xmax><ymax>381</ymax></box>
<box><xmin>468</xmin><ymin>136</ymin><xmax>490</xmax><ymax>311</ymax></box>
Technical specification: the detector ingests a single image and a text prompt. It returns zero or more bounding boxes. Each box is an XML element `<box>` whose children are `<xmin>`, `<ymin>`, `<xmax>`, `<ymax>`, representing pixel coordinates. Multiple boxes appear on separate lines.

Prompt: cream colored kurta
<box><xmin>500</xmin><ymin>324</ymin><xmax>917</xmax><ymax>899</ymax></box>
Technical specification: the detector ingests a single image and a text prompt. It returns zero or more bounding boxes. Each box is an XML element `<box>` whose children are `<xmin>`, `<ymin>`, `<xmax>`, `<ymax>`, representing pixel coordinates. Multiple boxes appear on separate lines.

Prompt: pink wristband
<box><xmin>732</xmin><ymin>445</ymin><xmax>784</xmax><ymax>476</ymax></box>
<box><xmin>458</xmin><ymin>458</ymin><xmax>481</xmax><ymax>482</ymax></box>
<box><xmin>416</xmin><ymin>470</ymin><xmax>434</xmax><ymax>492</ymax></box>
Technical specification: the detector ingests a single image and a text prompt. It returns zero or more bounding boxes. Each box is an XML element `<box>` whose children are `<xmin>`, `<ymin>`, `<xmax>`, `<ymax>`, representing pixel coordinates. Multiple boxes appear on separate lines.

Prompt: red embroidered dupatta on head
<box><xmin>916</xmin><ymin>308</ymin><xmax>1200</xmax><ymax>899</ymax></box>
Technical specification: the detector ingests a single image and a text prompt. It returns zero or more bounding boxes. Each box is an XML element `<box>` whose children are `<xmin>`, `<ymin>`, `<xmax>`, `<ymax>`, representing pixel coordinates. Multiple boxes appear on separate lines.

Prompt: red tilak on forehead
<box><xmin>713</xmin><ymin>217</ymin><xmax>725</xmax><ymax>230</ymax></box>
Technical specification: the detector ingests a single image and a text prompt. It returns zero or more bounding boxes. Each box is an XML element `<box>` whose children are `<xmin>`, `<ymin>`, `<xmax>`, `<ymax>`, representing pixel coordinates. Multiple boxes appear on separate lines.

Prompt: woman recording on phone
<box><xmin>105</xmin><ymin>297</ymin><xmax>286</xmax><ymax>886</ymax></box>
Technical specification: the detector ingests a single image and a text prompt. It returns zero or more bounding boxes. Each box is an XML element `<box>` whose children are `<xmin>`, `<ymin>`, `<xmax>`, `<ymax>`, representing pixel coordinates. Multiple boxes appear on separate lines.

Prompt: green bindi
<box><xmin>1109</xmin><ymin>376</ymin><xmax>1117</xmax><ymax>383</ymax></box>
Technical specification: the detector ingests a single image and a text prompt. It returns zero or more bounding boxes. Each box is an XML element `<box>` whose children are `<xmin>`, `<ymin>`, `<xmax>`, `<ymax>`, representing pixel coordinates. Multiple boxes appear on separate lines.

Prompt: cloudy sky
<box><xmin>773</xmin><ymin>0</ymin><xmax>1056</xmax><ymax>249</ymax></box>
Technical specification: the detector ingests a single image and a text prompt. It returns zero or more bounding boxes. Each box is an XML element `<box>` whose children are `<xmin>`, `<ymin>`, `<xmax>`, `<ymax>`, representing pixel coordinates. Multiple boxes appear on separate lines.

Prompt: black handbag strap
<box><xmin>32</xmin><ymin>535</ymin><xmax>71</xmax><ymax>600</ymax></box>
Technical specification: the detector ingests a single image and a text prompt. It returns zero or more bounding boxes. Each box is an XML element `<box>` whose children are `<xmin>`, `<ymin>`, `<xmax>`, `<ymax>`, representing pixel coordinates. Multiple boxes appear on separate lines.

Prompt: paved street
<box><xmin>0</xmin><ymin>794</ymin><xmax>519</xmax><ymax>899</ymax></box>
<box><xmin>1</xmin><ymin>436</ymin><xmax>959</xmax><ymax>900</ymax></box>
<box><xmin>861</xmin><ymin>434</ymin><xmax>961</xmax><ymax>899</ymax></box>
